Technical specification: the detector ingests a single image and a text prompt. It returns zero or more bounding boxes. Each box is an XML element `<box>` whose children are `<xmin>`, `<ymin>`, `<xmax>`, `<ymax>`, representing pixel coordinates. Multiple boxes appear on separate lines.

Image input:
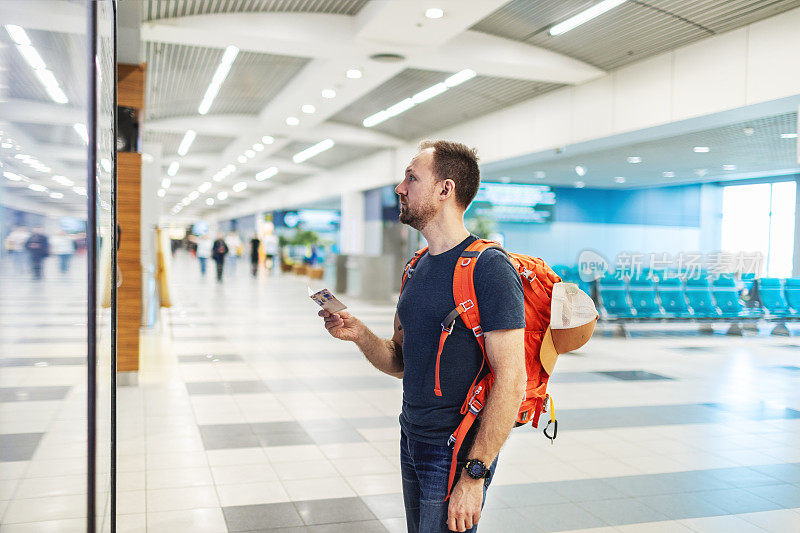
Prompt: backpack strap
<box><xmin>401</xmin><ymin>247</ymin><xmax>428</xmax><ymax>293</ymax></box>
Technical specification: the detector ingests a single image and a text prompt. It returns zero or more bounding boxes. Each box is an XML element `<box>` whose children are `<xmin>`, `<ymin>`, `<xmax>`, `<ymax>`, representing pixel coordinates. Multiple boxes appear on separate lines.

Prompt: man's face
<box><xmin>395</xmin><ymin>149</ymin><xmax>438</xmax><ymax>231</ymax></box>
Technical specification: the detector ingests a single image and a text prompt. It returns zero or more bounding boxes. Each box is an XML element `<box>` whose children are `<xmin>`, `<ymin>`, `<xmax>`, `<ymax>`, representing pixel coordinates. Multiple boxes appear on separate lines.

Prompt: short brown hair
<box><xmin>418</xmin><ymin>140</ymin><xmax>480</xmax><ymax>210</ymax></box>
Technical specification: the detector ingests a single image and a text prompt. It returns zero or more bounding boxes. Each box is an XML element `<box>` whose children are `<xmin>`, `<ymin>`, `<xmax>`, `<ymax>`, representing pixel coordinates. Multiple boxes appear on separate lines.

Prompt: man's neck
<box><xmin>421</xmin><ymin>214</ymin><xmax>470</xmax><ymax>255</ymax></box>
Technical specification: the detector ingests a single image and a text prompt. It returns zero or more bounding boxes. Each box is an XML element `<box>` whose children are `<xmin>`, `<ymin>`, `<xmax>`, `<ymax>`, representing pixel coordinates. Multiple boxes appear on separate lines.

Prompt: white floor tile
<box><xmin>211</xmin><ymin>463</ymin><xmax>278</xmax><ymax>485</ymax></box>
<box><xmin>145</xmin><ymin>486</ymin><xmax>220</xmax><ymax>513</ymax></box>
<box><xmin>216</xmin><ymin>480</ymin><xmax>289</xmax><ymax>506</ymax></box>
<box><xmin>282</xmin><ymin>476</ymin><xmax>356</xmax><ymax>501</ymax></box>
<box><xmin>272</xmin><ymin>459</ymin><xmax>339</xmax><ymax>480</ymax></box>
<box><xmin>146</xmin><ymin>467</ymin><xmax>214</xmax><ymax>490</ymax></box>
<box><xmin>146</xmin><ymin>507</ymin><xmax>228</xmax><ymax>533</ymax></box>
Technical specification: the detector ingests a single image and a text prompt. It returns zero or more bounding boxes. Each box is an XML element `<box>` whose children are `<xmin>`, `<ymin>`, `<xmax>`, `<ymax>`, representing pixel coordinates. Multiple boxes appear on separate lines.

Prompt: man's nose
<box><xmin>395</xmin><ymin>182</ymin><xmax>404</xmax><ymax>195</ymax></box>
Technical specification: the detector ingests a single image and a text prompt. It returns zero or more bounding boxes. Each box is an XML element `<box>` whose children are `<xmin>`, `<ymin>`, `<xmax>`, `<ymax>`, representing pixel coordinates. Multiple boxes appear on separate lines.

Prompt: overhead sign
<box><xmin>467</xmin><ymin>183</ymin><xmax>556</xmax><ymax>223</ymax></box>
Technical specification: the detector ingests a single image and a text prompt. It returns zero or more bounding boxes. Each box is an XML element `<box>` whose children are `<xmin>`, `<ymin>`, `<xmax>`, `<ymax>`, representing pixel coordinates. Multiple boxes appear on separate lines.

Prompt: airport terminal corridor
<box><xmin>3</xmin><ymin>255</ymin><xmax>800</xmax><ymax>532</ymax></box>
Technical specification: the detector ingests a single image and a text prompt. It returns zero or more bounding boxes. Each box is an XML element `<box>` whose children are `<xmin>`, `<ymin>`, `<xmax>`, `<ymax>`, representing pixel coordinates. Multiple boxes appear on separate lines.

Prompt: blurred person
<box><xmin>249</xmin><ymin>234</ymin><xmax>260</xmax><ymax>278</ymax></box>
<box><xmin>319</xmin><ymin>141</ymin><xmax>595</xmax><ymax>533</ymax></box>
<box><xmin>25</xmin><ymin>227</ymin><xmax>50</xmax><ymax>280</ymax></box>
<box><xmin>212</xmin><ymin>233</ymin><xmax>229</xmax><ymax>282</ymax></box>
<box><xmin>225</xmin><ymin>231</ymin><xmax>242</xmax><ymax>273</ymax></box>
<box><xmin>262</xmin><ymin>230</ymin><xmax>278</xmax><ymax>272</ymax></box>
<box><xmin>5</xmin><ymin>226</ymin><xmax>30</xmax><ymax>274</ymax></box>
<box><xmin>196</xmin><ymin>234</ymin><xmax>212</xmax><ymax>277</ymax></box>
<box><xmin>50</xmin><ymin>231</ymin><xmax>75</xmax><ymax>274</ymax></box>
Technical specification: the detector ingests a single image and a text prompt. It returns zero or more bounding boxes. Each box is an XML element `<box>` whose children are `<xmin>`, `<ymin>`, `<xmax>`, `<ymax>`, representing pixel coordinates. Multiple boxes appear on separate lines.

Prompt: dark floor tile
<box><xmin>492</xmin><ymin>483</ymin><xmax>568</xmax><ymax>508</ymax></box>
<box><xmin>747</xmin><ymin>483</ymin><xmax>800</xmax><ymax>508</ymax></box>
<box><xmin>635</xmin><ymin>493</ymin><xmax>728</xmax><ymax>520</ymax></box>
<box><xmin>605</xmin><ymin>473</ymin><xmax>690</xmax><ymax>497</ymax></box>
<box><xmin>200</xmin><ymin>424</ymin><xmax>260</xmax><ymax>450</ymax></box>
<box><xmin>578</xmin><ymin>497</ymin><xmax>669</xmax><ymax>526</ymax></box>
<box><xmin>303</xmin><ymin>520</ymin><xmax>387</xmax><ymax>533</ymax></box>
<box><xmin>517</xmin><ymin>502</ymin><xmax>608</xmax><ymax>532</ymax></box>
<box><xmin>703</xmin><ymin>402</ymin><xmax>800</xmax><ymax>420</ymax></box>
<box><xmin>360</xmin><ymin>494</ymin><xmax>405</xmax><ymax>519</ymax></box>
<box><xmin>294</xmin><ymin>497</ymin><xmax>376</xmax><ymax>526</ymax></box>
<box><xmin>223</xmin><ymin>502</ymin><xmax>303</xmax><ymax>531</ymax></box>
<box><xmin>186</xmin><ymin>382</ymin><xmax>229</xmax><ymax>395</ymax></box>
<box><xmin>0</xmin><ymin>433</ymin><xmax>43</xmax><ymax>461</ymax></box>
<box><xmin>707</xmin><ymin>466</ymin><xmax>787</xmax><ymax>488</ymax></box>
<box><xmin>346</xmin><ymin>416</ymin><xmax>398</xmax><ymax>429</ymax></box>
<box><xmin>187</xmin><ymin>380</ymin><xmax>270</xmax><ymax>395</ymax></box>
<box><xmin>251</xmin><ymin>421</ymin><xmax>307</xmax><ymax>435</ymax></box>
<box><xmin>751</xmin><ymin>463</ymin><xmax>800</xmax><ymax>484</ymax></box>
<box><xmin>0</xmin><ymin>386</ymin><xmax>71</xmax><ymax>402</ymax></box>
<box><xmin>549</xmin><ymin>478</ymin><xmax>626</xmax><ymax>502</ymax></box>
<box><xmin>257</xmin><ymin>431</ymin><xmax>314</xmax><ymax>447</ymax></box>
<box><xmin>695</xmin><ymin>488</ymin><xmax>782</xmax><ymax>514</ymax></box>
<box><xmin>308</xmin><ymin>429</ymin><xmax>366</xmax><ymax>445</ymax></box>
<box><xmin>548</xmin><ymin>372</ymin><xmax>616</xmax><ymax>383</ymax></box>
<box><xmin>596</xmin><ymin>370</ymin><xmax>674</xmax><ymax>381</ymax></box>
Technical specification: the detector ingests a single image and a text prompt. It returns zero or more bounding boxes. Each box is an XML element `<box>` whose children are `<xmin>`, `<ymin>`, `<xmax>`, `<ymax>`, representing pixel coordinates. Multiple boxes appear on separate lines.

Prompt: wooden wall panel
<box><xmin>117</xmin><ymin>152</ymin><xmax>142</xmax><ymax>372</ymax></box>
<box><xmin>118</xmin><ymin>64</ymin><xmax>145</xmax><ymax>109</ymax></box>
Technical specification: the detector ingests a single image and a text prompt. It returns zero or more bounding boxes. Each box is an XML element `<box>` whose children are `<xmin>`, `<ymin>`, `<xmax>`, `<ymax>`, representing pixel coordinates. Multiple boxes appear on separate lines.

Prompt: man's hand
<box><xmin>447</xmin><ymin>476</ymin><xmax>484</xmax><ymax>532</ymax></box>
<box><xmin>319</xmin><ymin>310</ymin><xmax>362</xmax><ymax>343</ymax></box>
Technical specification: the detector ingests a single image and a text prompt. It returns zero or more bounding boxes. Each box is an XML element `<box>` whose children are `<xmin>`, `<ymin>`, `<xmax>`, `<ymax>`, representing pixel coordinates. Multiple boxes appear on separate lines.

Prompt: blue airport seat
<box><xmin>712</xmin><ymin>275</ymin><xmax>761</xmax><ymax>319</ymax></box>
<box><xmin>656</xmin><ymin>277</ymin><xmax>691</xmax><ymax>318</ymax></box>
<box><xmin>758</xmin><ymin>278</ymin><xmax>798</xmax><ymax>318</ymax></box>
<box><xmin>598</xmin><ymin>274</ymin><xmax>635</xmax><ymax>318</ymax></box>
<box><xmin>785</xmin><ymin>278</ymin><xmax>800</xmax><ymax>313</ymax></box>
<box><xmin>685</xmin><ymin>277</ymin><xmax>720</xmax><ymax>318</ymax></box>
<box><xmin>741</xmin><ymin>273</ymin><xmax>756</xmax><ymax>293</ymax></box>
<box><xmin>628</xmin><ymin>278</ymin><xmax>665</xmax><ymax>318</ymax></box>
<box><xmin>551</xmin><ymin>264</ymin><xmax>572</xmax><ymax>281</ymax></box>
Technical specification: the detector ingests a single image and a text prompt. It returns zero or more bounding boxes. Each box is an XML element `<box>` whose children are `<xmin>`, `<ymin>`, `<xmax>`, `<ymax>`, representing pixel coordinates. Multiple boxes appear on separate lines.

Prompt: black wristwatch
<box><xmin>464</xmin><ymin>459</ymin><xmax>490</xmax><ymax>480</ymax></box>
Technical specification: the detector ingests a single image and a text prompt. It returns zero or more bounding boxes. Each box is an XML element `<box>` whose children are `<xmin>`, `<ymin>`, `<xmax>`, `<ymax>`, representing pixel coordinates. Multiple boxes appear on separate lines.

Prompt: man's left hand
<box><xmin>446</xmin><ymin>477</ymin><xmax>484</xmax><ymax>532</ymax></box>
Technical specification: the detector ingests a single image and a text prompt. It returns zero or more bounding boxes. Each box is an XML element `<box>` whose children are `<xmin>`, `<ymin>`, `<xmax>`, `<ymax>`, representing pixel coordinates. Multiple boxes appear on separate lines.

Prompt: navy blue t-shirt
<box><xmin>397</xmin><ymin>235</ymin><xmax>525</xmax><ymax>445</ymax></box>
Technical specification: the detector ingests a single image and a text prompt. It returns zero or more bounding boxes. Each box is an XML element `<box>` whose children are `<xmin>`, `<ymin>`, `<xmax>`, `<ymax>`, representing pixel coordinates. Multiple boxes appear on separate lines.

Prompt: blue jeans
<box><xmin>199</xmin><ymin>257</ymin><xmax>207</xmax><ymax>275</ymax></box>
<box><xmin>400</xmin><ymin>430</ymin><xmax>497</xmax><ymax>533</ymax></box>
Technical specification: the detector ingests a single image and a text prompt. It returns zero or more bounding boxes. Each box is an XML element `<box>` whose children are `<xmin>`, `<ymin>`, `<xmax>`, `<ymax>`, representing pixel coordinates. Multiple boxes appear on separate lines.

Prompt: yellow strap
<box><xmin>549</xmin><ymin>395</ymin><xmax>556</xmax><ymax>424</ymax></box>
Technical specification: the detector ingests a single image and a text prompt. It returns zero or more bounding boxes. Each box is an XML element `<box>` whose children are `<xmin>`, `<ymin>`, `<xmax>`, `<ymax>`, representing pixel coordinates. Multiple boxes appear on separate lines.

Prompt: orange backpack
<box><xmin>401</xmin><ymin>239</ymin><xmax>562</xmax><ymax>497</ymax></box>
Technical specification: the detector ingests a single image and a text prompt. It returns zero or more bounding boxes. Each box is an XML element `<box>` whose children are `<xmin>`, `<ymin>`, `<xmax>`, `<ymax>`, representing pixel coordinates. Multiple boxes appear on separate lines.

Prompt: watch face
<box><xmin>467</xmin><ymin>461</ymin><xmax>485</xmax><ymax>478</ymax></box>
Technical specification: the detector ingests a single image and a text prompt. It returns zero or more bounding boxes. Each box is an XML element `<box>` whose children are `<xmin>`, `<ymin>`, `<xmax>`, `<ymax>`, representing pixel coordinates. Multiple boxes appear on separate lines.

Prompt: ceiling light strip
<box><xmin>362</xmin><ymin>69</ymin><xmax>476</xmax><ymax>128</ymax></box>
<box><xmin>5</xmin><ymin>25</ymin><xmax>68</xmax><ymax>104</ymax></box>
<box><xmin>198</xmin><ymin>45</ymin><xmax>239</xmax><ymax>115</ymax></box>
<box><xmin>549</xmin><ymin>0</ymin><xmax>628</xmax><ymax>36</ymax></box>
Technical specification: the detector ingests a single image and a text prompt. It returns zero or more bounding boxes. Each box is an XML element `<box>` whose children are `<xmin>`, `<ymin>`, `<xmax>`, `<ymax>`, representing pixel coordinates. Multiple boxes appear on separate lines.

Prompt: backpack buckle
<box><xmin>468</xmin><ymin>397</ymin><xmax>484</xmax><ymax>415</ymax></box>
<box><xmin>459</xmin><ymin>299</ymin><xmax>474</xmax><ymax>312</ymax></box>
<box><xmin>447</xmin><ymin>434</ymin><xmax>456</xmax><ymax>447</ymax></box>
<box><xmin>471</xmin><ymin>325</ymin><xmax>483</xmax><ymax>337</ymax></box>
<box><xmin>460</xmin><ymin>258</ymin><xmax>472</xmax><ymax>267</ymax></box>
<box><xmin>442</xmin><ymin>320</ymin><xmax>455</xmax><ymax>334</ymax></box>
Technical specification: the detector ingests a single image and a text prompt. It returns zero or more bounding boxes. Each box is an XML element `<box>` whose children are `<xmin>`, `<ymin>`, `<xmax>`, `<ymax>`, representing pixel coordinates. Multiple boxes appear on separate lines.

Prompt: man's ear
<box><xmin>440</xmin><ymin>179</ymin><xmax>455</xmax><ymax>200</ymax></box>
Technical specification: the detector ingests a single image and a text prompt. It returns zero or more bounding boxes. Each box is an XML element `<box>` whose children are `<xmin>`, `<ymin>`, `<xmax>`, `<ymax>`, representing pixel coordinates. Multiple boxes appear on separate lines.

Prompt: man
<box><xmin>25</xmin><ymin>227</ymin><xmax>50</xmax><ymax>280</ymax></box>
<box><xmin>320</xmin><ymin>141</ymin><xmax>594</xmax><ymax>532</ymax></box>
<box><xmin>212</xmin><ymin>233</ymin><xmax>229</xmax><ymax>282</ymax></box>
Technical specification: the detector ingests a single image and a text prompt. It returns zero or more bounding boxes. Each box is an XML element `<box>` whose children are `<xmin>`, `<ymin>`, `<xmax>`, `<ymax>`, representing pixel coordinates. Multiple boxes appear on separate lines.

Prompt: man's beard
<box><xmin>399</xmin><ymin>199</ymin><xmax>437</xmax><ymax>231</ymax></box>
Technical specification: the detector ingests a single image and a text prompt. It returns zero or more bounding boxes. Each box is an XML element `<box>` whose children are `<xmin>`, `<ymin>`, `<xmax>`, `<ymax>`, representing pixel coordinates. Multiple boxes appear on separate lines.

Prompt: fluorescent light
<box><xmin>444</xmin><ymin>69</ymin><xmax>476</xmax><ymax>87</ymax></box>
<box><xmin>225</xmin><ymin>164</ymin><xmax>236</xmax><ymax>172</ymax></box>
<box><xmin>285</xmin><ymin>117</ymin><xmax>299</xmax><ymax>126</ymax></box>
<box><xmin>412</xmin><ymin>83</ymin><xmax>448</xmax><ymax>104</ymax></box>
<box><xmin>245</xmin><ymin>149</ymin><xmax>255</xmax><ymax>158</ymax></box>
<box><xmin>73</xmin><ymin>186</ymin><xmax>87</xmax><ymax>196</ymax></box>
<box><xmin>46</xmin><ymin>86</ymin><xmax>68</xmax><ymax>104</ymax></box>
<box><xmin>177</xmin><ymin>130</ymin><xmax>196</xmax><ymax>156</ymax></box>
<box><xmin>3</xmin><ymin>171</ymin><xmax>23</xmax><ymax>181</ymax></box>
<box><xmin>161</xmin><ymin>178</ymin><xmax>171</xmax><ymax>189</ymax></box>
<box><xmin>52</xmin><ymin>175</ymin><xmax>74</xmax><ymax>186</ymax></box>
<box><xmin>253</xmin><ymin>143</ymin><xmax>264</xmax><ymax>151</ymax></box>
<box><xmin>28</xmin><ymin>183</ymin><xmax>47</xmax><ymax>192</ymax></box>
<box><xmin>237</xmin><ymin>155</ymin><xmax>247</xmax><ymax>164</ymax></box>
<box><xmin>181</xmin><ymin>198</ymin><xmax>191</xmax><ymax>206</ymax></box>
<box><xmin>205</xmin><ymin>198</ymin><xmax>214</xmax><ymax>206</ymax></box>
<box><xmin>232</xmin><ymin>181</ymin><xmax>247</xmax><ymax>192</ymax></box>
<box><xmin>198</xmin><ymin>45</ymin><xmax>239</xmax><ymax>114</ymax></box>
<box><xmin>425</xmin><ymin>8</ymin><xmax>444</xmax><ymax>19</ymax></box>
<box><xmin>256</xmin><ymin>166</ymin><xmax>279</xmax><ymax>181</ymax></box>
<box><xmin>49</xmin><ymin>192</ymin><xmax>63</xmax><ymax>199</ymax></box>
<box><xmin>550</xmin><ymin>0</ymin><xmax>627</xmax><ymax>36</ymax></box>
<box><xmin>722</xmin><ymin>164</ymin><xmax>737</xmax><ymax>171</ymax></box>
<box><xmin>693</xmin><ymin>146</ymin><xmax>710</xmax><ymax>153</ymax></box>
<box><xmin>321</xmin><ymin>89</ymin><xmax>336</xmax><ymax>99</ymax></box>
<box><xmin>5</xmin><ymin>25</ymin><xmax>31</xmax><ymax>46</ymax></box>
<box><xmin>217</xmin><ymin>191</ymin><xmax>228</xmax><ymax>201</ymax></box>
<box><xmin>167</xmin><ymin>161</ymin><xmax>180</xmax><ymax>176</ymax></box>
<box><xmin>363</xmin><ymin>69</ymin><xmax>475</xmax><ymax>128</ymax></box>
<box><xmin>301</xmin><ymin>104</ymin><xmax>316</xmax><ymax>114</ymax></box>
<box><xmin>575</xmin><ymin>165</ymin><xmax>586</xmax><ymax>177</ymax></box>
<box><xmin>346</xmin><ymin>69</ymin><xmax>362</xmax><ymax>79</ymax></box>
<box><xmin>614</xmin><ymin>176</ymin><xmax>626</xmax><ymax>183</ymax></box>
<box><xmin>100</xmin><ymin>158</ymin><xmax>111</xmax><ymax>172</ymax></box>
<box><xmin>1</xmin><ymin>142</ymin><xmax>12</xmax><ymax>148</ymax></box>
<box><xmin>662</xmin><ymin>171</ymin><xmax>675</xmax><ymax>178</ymax></box>
<box><xmin>73</xmin><ymin>123</ymin><xmax>88</xmax><ymax>144</ymax></box>
<box><xmin>293</xmin><ymin>139</ymin><xmax>334</xmax><ymax>163</ymax></box>
<box><xmin>198</xmin><ymin>182</ymin><xmax>212</xmax><ymax>193</ymax></box>
<box><xmin>157</xmin><ymin>188</ymin><xmax>166</xmax><ymax>197</ymax></box>
<box><xmin>574</xmin><ymin>181</ymin><xmax>585</xmax><ymax>188</ymax></box>
<box><xmin>188</xmin><ymin>191</ymin><xmax>200</xmax><ymax>200</ymax></box>
<box><xmin>780</xmin><ymin>133</ymin><xmax>798</xmax><ymax>139</ymax></box>
<box><xmin>534</xmin><ymin>171</ymin><xmax>546</xmax><ymax>179</ymax></box>
<box><xmin>261</xmin><ymin>136</ymin><xmax>274</xmax><ymax>144</ymax></box>
<box><xmin>15</xmin><ymin>154</ymin><xmax>29</xmax><ymax>160</ymax></box>
<box><xmin>626</xmin><ymin>156</ymin><xmax>642</xmax><ymax>163</ymax></box>
<box><xmin>18</xmin><ymin>44</ymin><xmax>46</xmax><ymax>70</ymax></box>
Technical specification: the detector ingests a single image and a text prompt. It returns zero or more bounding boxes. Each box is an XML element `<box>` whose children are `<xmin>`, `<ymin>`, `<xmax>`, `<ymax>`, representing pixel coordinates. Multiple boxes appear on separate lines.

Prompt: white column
<box><xmin>340</xmin><ymin>191</ymin><xmax>365</xmax><ymax>255</ymax></box>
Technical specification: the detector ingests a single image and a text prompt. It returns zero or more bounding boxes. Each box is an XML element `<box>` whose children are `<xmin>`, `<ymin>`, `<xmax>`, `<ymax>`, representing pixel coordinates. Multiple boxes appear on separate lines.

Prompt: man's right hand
<box><xmin>319</xmin><ymin>310</ymin><xmax>362</xmax><ymax>342</ymax></box>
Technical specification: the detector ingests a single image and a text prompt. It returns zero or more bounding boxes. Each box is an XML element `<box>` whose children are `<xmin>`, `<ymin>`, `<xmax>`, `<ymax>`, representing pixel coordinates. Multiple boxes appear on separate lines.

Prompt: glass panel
<box><xmin>721</xmin><ymin>183</ymin><xmax>771</xmax><ymax>274</ymax></box>
<box><xmin>767</xmin><ymin>180</ymin><xmax>796</xmax><ymax>277</ymax></box>
<box><xmin>94</xmin><ymin>1</ymin><xmax>116</xmax><ymax>531</ymax></box>
<box><xmin>0</xmin><ymin>0</ymin><xmax>91</xmax><ymax>526</ymax></box>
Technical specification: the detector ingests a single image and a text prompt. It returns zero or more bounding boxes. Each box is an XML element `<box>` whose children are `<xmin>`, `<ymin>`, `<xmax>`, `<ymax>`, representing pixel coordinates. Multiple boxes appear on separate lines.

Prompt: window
<box><xmin>721</xmin><ymin>181</ymin><xmax>796</xmax><ymax>277</ymax></box>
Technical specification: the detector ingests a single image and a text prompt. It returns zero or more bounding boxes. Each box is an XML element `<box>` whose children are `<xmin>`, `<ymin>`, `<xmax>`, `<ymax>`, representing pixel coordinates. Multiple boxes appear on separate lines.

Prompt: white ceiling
<box><xmin>2</xmin><ymin>0</ymin><xmax>799</xmax><ymax>218</ymax></box>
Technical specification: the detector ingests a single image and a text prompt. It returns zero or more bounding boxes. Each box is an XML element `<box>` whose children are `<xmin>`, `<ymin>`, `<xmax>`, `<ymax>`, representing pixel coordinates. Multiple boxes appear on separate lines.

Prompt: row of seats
<box><xmin>551</xmin><ymin>266</ymin><xmax>800</xmax><ymax>322</ymax></box>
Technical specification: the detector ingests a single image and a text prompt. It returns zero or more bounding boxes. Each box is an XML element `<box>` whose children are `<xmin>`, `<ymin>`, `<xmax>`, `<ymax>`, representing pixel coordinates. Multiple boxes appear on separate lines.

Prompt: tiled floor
<box><xmin>2</xmin><ymin>253</ymin><xmax>800</xmax><ymax>531</ymax></box>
